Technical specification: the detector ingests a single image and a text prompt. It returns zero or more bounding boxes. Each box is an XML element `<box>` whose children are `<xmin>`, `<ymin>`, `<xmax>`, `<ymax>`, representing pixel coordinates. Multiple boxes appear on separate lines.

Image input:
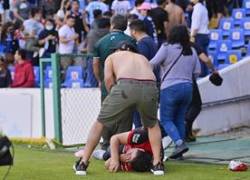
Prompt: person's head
<box><xmin>45</xmin><ymin>18</ymin><xmax>55</xmax><ymax>31</ymax></box>
<box><xmin>168</xmin><ymin>25</ymin><xmax>192</xmax><ymax>55</ymax></box>
<box><xmin>71</xmin><ymin>0</ymin><xmax>80</xmax><ymax>11</ymax></box>
<box><xmin>190</xmin><ymin>0</ymin><xmax>202</xmax><ymax>4</ymax></box>
<box><xmin>0</xmin><ymin>56</ymin><xmax>7</xmax><ymax>71</ymax></box>
<box><xmin>103</xmin><ymin>11</ymin><xmax>112</xmax><ymax>18</ymax></box>
<box><xmin>93</xmin><ymin>9</ymin><xmax>102</xmax><ymax>19</ymax></box>
<box><xmin>157</xmin><ymin>0</ymin><xmax>167</xmax><ymax>7</ymax></box>
<box><xmin>129</xmin><ymin>19</ymin><xmax>146</xmax><ymax>39</ymax></box>
<box><xmin>112</xmin><ymin>41</ymin><xmax>137</xmax><ymax>53</ymax></box>
<box><xmin>125</xmin><ymin>148</ymin><xmax>152</xmax><ymax>172</ymax></box>
<box><xmin>169</xmin><ymin>0</ymin><xmax>176</xmax><ymax>3</ymax></box>
<box><xmin>137</xmin><ymin>2</ymin><xmax>151</xmax><ymax>16</ymax></box>
<box><xmin>66</xmin><ymin>15</ymin><xmax>75</xmax><ymax>27</ymax></box>
<box><xmin>63</xmin><ymin>0</ymin><xmax>71</xmax><ymax>11</ymax></box>
<box><xmin>1</xmin><ymin>22</ymin><xmax>14</xmax><ymax>41</ymax></box>
<box><xmin>96</xmin><ymin>17</ymin><xmax>110</xmax><ymax>29</ymax></box>
<box><xmin>30</xmin><ymin>7</ymin><xmax>42</xmax><ymax>21</ymax></box>
<box><xmin>135</xmin><ymin>0</ymin><xmax>145</xmax><ymax>7</ymax></box>
<box><xmin>110</xmin><ymin>14</ymin><xmax>127</xmax><ymax>31</ymax></box>
<box><xmin>14</xmin><ymin>49</ymin><xmax>27</xmax><ymax>63</ymax></box>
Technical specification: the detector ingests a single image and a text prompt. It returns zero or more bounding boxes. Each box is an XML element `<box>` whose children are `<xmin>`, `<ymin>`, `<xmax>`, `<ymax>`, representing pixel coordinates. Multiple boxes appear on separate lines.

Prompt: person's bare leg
<box><xmin>81</xmin><ymin>120</ymin><xmax>104</xmax><ymax>164</ymax></box>
<box><xmin>148</xmin><ymin>122</ymin><xmax>162</xmax><ymax>165</ymax></box>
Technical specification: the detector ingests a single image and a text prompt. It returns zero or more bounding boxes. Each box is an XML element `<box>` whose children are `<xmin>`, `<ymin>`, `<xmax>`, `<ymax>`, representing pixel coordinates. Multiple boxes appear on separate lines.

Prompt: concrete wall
<box><xmin>195</xmin><ymin>57</ymin><xmax>250</xmax><ymax>135</ymax></box>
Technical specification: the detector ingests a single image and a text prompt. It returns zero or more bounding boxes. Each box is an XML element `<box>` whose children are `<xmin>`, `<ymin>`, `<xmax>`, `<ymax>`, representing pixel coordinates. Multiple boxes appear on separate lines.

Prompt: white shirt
<box><xmin>23</xmin><ymin>19</ymin><xmax>44</xmax><ymax>37</ymax></box>
<box><xmin>85</xmin><ymin>1</ymin><xmax>109</xmax><ymax>24</ymax></box>
<box><xmin>58</xmin><ymin>25</ymin><xmax>76</xmax><ymax>54</ymax></box>
<box><xmin>191</xmin><ymin>2</ymin><xmax>209</xmax><ymax>35</ymax></box>
<box><xmin>111</xmin><ymin>0</ymin><xmax>131</xmax><ymax>15</ymax></box>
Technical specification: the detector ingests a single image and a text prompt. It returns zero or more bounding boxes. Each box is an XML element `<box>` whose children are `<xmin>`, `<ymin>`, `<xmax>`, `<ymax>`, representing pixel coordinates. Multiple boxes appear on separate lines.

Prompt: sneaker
<box><xmin>150</xmin><ymin>162</ymin><xmax>165</xmax><ymax>176</ymax></box>
<box><xmin>169</xmin><ymin>143</ymin><xmax>189</xmax><ymax>159</ymax></box>
<box><xmin>73</xmin><ymin>159</ymin><xmax>88</xmax><ymax>176</ymax></box>
<box><xmin>93</xmin><ymin>149</ymin><xmax>106</xmax><ymax>160</ymax></box>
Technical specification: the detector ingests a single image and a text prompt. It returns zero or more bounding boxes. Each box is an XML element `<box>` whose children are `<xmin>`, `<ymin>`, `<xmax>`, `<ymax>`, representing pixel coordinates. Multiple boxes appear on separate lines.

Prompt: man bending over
<box><xmin>73</xmin><ymin>41</ymin><xmax>164</xmax><ymax>176</ymax></box>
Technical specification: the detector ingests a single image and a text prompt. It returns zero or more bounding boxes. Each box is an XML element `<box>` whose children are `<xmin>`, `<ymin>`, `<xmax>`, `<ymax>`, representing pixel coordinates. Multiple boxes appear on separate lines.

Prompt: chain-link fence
<box><xmin>40</xmin><ymin>54</ymin><xmax>101</xmax><ymax>146</ymax></box>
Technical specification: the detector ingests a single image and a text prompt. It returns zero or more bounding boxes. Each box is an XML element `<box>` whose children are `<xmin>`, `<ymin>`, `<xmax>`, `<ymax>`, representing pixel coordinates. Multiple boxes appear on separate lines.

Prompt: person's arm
<box><xmin>13</xmin><ymin>7</ymin><xmax>24</xmax><ymax>22</ymax></box>
<box><xmin>150</xmin><ymin>45</ymin><xmax>167</xmax><ymax>68</ymax></box>
<box><xmin>93</xmin><ymin>57</ymin><xmax>101</xmax><ymax>87</ymax></box>
<box><xmin>82</xmin><ymin>11</ymin><xmax>89</xmax><ymax>33</ymax></box>
<box><xmin>109</xmin><ymin>132</ymin><xmax>130</xmax><ymax>172</ymax></box>
<box><xmin>190</xmin><ymin>7</ymin><xmax>201</xmax><ymax>40</ymax></box>
<box><xmin>104</xmin><ymin>56</ymin><xmax>115</xmax><ymax>92</ymax></box>
<box><xmin>199</xmin><ymin>53</ymin><xmax>216</xmax><ymax>72</ymax></box>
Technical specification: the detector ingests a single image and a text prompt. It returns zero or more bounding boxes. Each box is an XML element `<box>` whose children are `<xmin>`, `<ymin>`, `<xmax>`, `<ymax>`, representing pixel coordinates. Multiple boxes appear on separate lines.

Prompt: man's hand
<box><xmin>108</xmin><ymin>159</ymin><xmax>120</xmax><ymax>172</ymax></box>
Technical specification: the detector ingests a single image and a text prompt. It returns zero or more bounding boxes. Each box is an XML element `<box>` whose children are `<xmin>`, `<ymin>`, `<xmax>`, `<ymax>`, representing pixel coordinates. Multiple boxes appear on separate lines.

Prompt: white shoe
<box><xmin>92</xmin><ymin>149</ymin><xmax>106</xmax><ymax>160</ymax></box>
<box><xmin>162</xmin><ymin>136</ymin><xmax>172</xmax><ymax>150</ymax></box>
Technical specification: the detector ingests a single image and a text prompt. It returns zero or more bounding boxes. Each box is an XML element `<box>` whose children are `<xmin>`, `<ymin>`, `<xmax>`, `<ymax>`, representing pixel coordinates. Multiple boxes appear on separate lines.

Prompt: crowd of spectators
<box><xmin>0</xmin><ymin>0</ymin><xmax>244</xmax><ymax>88</ymax></box>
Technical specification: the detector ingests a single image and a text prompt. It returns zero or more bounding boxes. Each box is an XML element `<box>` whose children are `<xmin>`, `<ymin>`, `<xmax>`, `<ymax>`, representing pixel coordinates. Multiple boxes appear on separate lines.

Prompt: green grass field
<box><xmin>0</xmin><ymin>145</ymin><xmax>249</xmax><ymax>180</ymax></box>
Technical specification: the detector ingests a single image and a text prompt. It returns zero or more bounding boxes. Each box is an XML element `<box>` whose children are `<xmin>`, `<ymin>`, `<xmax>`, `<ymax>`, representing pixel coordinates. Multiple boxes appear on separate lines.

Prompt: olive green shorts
<box><xmin>98</xmin><ymin>79</ymin><xmax>159</xmax><ymax>128</ymax></box>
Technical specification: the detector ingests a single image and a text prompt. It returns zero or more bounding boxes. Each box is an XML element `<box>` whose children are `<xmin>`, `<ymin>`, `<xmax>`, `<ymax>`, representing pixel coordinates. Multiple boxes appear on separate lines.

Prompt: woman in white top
<box><xmin>190</xmin><ymin>0</ymin><xmax>209</xmax><ymax>77</ymax></box>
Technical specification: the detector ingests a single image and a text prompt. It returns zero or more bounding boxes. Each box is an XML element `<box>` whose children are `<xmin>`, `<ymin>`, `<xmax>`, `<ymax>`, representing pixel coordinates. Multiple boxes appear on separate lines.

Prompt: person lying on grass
<box><xmin>93</xmin><ymin>128</ymin><xmax>164</xmax><ymax>172</ymax></box>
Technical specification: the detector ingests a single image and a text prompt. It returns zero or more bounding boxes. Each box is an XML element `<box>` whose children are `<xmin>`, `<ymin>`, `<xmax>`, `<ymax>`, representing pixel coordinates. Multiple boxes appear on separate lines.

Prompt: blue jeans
<box><xmin>160</xmin><ymin>83</ymin><xmax>193</xmax><ymax>144</ymax></box>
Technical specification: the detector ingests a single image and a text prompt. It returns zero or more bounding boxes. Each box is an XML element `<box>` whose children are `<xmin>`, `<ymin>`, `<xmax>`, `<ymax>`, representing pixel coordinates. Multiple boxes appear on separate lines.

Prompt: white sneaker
<box><xmin>162</xmin><ymin>136</ymin><xmax>172</xmax><ymax>150</ymax></box>
<box><xmin>92</xmin><ymin>149</ymin><xmax>106</xmax><ymax>160</ymax></box>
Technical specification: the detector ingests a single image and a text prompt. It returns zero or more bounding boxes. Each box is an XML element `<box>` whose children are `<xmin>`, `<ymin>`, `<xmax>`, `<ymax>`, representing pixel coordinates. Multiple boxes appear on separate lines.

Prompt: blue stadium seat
<box><xmin>33</xmin><ymin>66</ymin><xmax>40</xmax><ymax>87</ymax></box>
<box><xmin>229</xmin><ymin>29</ymin><xmax>245</xmax><ymax>48</ymax></box>
<box><xmin>232</xmin><ymin>8</ymin><xmax>246</xmax><ymax>26</ymax></box>
<box><xmin>44</xmin><ymin>66</ymin><xmax>52</xmax><ymax>88</ymax></box>
<box><xmin>8</xmin><ymin>65</ymin><xmax>15</xmax><ymax>81</ymax></box>
<box><xmin>241</xmin><ymin>18</ymin><xmax>250</xmax><ymax>36</ymax></box>
<box><xmin>63</xmin><ymin>66</ymin><xmax>85</xmax><ymax>88</ymax></box>
<box><xmin>219</xmin><ymin>18</ymin><xmax>234</xmax><ymax>37</ymax></box>
<box><xmin>84</xmin><ymin>59</ymin><xmax>98</xmax><ymax>87</ymax></box>
<box><xmin>225</xmin><ymin>50</ymin><xmax>242</xmax><ymax>64</ymax></box>
<box><xmin>208</xmin><ymin>29</ymin><xmax>223</xmax><ymax>50</ymax></box>
<box><xmin>243</xmin><ymin>0</ymin><xmax>250</xmax><ymax>16</ymax></box>
<box><xmin>247</xmin><ymin>43</ymin><xmax>250</xmax><ymax>55</ymax></box>
<box><xmin>216</xmin><ymin>40</ymin><xmax>232</xmax><ymax>62</ymax></box>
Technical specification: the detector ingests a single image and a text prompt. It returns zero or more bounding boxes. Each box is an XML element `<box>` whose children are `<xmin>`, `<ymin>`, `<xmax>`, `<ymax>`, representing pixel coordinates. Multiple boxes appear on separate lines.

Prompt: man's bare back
<box><xmin>104</xmin><ymin>51</ymin><xmax>156</xmax><ymax>90</ymax></box>
<box><xmin>165</xmin><ymin>2</ymin><xmax>186</xmax><ymax>36</ymax></box>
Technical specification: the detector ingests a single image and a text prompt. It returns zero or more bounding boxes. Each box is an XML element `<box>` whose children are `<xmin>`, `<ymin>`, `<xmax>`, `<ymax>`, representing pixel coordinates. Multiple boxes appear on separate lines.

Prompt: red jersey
<box><xmin>120</xmin><ymin>129</ymin><xmax>153</xmax><ymax>171</ymax></box>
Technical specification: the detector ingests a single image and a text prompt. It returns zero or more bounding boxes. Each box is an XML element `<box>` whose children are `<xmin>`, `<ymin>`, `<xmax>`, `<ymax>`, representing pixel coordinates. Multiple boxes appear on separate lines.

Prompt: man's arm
<box><xmin>104</xmin><ymin>57</ymin><xmax>115</xmax><ymax>92</ymax></box>
<box><xmin>109</xmin><ymin>132</ymin><xmax>130</xmax><ymax>172</ymax></box>
<box><xmin>199</xmin><ymin>53</ymin><xmax>216</xmax><ymax>72</ymax></box>
<box><xmin>93</xmin><ymin>57</ymin><xmax>101</xmax><ymax>87</ymax></box>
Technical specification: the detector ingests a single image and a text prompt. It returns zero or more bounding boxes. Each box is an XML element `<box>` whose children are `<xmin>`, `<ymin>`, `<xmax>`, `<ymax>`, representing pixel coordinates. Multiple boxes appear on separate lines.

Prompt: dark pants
<box><xmin>195</xmin><ymin>34</ymin><xmax>209</xmax><ymax>77</ymax></box>
<box><xmin>185</xmin><ymin>78</ymin><xmax>202</xmax><ymax>137</ymax></box>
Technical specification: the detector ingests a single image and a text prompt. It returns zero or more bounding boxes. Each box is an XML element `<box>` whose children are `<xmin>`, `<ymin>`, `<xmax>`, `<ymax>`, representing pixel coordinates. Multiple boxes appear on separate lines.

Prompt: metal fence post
<box><xmin>39</xmin><ymin>59</ymin><xmax>46</xmax><ymax>137</ymax></box>
<box><xmin>51</xmin><ymin>53</ymin><xmax>62</xmax><ymax>143</ymax></box>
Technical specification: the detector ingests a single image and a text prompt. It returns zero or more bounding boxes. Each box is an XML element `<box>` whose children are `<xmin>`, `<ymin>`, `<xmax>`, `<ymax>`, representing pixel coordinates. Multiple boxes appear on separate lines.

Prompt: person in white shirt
<box><xmin>85</xmin><ymin>0</ymin><xmax>109</xmax><ymax>25</ymax></box>
<box><xmin>190</xmin><ymin>0</ymin><xmax>209</xmax><ymax>77</ymax></box>
<box><xmin>58</xmin><ymin>15</ymin><xmax>79</xmax><ymax>76</ymax></box>
<box><xmin>111</xmin><ymin>0</ymin><xmax>132</xmax><ymax>15</ymax></box>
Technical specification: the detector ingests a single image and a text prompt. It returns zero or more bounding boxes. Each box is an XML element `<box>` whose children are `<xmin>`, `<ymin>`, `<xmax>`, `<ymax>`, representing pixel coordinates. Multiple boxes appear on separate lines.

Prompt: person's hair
<box><xmin>127</xmin><ymin>14</ymin><xmax>138</xmax><ymax>22</ymax></box>
<box><xmin>113</xmin><ymin>41</ymin><xmax>138</xmax><ymax>53</ymax></box>
<box><xmin>170</xmin><ymin>0</ymin><xmax>176</xmax><ymax>3</ymax></box>
<box><xmin>93</xmin><ymin>9</ymin><xmax>102</xmax><ymax>19</ymax></box>
<box><xmin>66</xmin><ymin>15</ymin><xmax>75</xmax><ymax>20</ymax></box>
<box><xmin>16</xmin><ymin>49</ymin><xmax>27</xmax><ymax>60</ymax></box>
<box><xmin>1</xmin><ymin>22</ymin><xmax>13</xmax><ymax>42</ymax></box>
<box><xmin>0</xmin><ymin>56</ymin><xmax>7</xmax><ymax>70</ymax></box>
<box><xmin>96</xmin><ymin>18</ymin><xmax>110</xmax><ymax>29</ymax></box>
<box><xmin>72</xmin><ymin>0</ymin><xmax>80</xmax><ymax>4</ymax></box>
<box><xmin>111</xmin><ymin>15</ymin><xmax>127</xmax><ymax>31</ymax></box>
<box><xmin>103</xmin><ymin>11</ymin><xmax>112</xmax><ymax>18</ymax></box>
<box><xmin>135</xmin><ymin>0</ymin><xmax>144</xmax><ymax>7</ymax></box>
<box><xmin>131</xmin><ymin>151</ymin><xmax>152</xmax><ymax>172</ymax></box>
<box><xmin>46</xmin><ymin>18</ymin><xmax>55</xmax><ymax>26</ymax></box>
<box><xmin>30</xmin><ymin>7</ymin><xmax>41</xmax><ymax>18</ymax></box>
<box><xmin>129</xmin><ymin>19</ymin><xmax>146</xmax><ymax>33</ymax></box>
<box><xmin>168</xmin><ymin>25</ymin><xmax>192</xmax><ymax>56</ymax></box>
<box><xmin>156</xmin><ymin>0</ymin><xmax>166</xmax><ymax>5</ymax></box>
